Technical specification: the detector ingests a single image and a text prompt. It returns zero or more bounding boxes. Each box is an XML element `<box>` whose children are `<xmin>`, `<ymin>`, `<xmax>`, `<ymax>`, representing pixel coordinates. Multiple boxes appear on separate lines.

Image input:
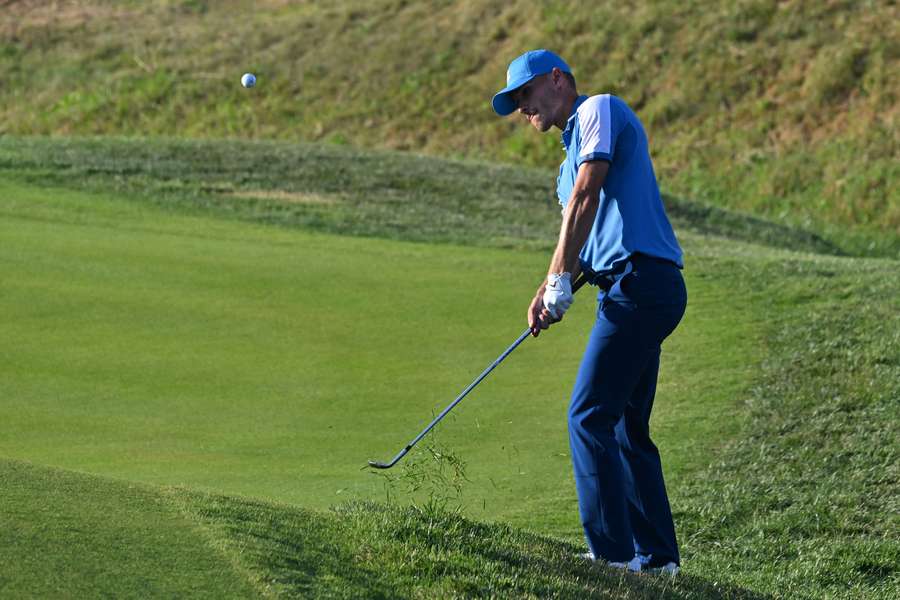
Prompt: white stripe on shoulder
<box><xmin>577</xmin><ymin>94</ymin><xmax>613</xmax><ymax>157</ymax></box>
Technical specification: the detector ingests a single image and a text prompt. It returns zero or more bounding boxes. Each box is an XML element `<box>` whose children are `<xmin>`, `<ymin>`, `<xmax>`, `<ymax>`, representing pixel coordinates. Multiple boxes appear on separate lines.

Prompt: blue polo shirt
<box><xmin>557</xmin><ymin>94</ymin><xmax>683</xmax><ymax>278</ymax></box>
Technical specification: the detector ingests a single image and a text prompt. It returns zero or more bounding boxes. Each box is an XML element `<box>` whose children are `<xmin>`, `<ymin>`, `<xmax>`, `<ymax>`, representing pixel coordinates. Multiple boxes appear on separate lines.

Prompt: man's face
<box><xmin>511</xmin><ymin>71</ymin><xmax>563</xmax><ymax>132</ymax></box>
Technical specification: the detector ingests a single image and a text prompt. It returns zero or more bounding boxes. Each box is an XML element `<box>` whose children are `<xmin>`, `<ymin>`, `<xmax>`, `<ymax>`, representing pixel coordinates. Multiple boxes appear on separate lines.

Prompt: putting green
<box><xmin>0</xmin><ymin>178</ymin><xmax>758</xmax><ymax>540</ymax></box>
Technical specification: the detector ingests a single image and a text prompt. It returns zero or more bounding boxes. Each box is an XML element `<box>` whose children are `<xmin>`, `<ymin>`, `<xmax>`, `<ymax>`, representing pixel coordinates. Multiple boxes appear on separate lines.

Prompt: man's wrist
<box><xmin>547</xmin><ymin>272</ymin><xmax>572</xmax><ymax>285</ymax></box>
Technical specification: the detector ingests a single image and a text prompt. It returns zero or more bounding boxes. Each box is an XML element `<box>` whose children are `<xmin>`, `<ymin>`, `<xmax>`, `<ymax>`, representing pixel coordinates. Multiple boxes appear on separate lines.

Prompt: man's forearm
<box><xmin>547</xmin><ymin>160</ymin><xmax>607</xmax><ymax>278</ymax></box>
<box><xmin>533</xmin><ymin>162</ymin><xmax>603</xmax><ymax>332</ymax></box>
<box><xmin>548</xmin><ymin>188</ymin><xmax>598</xmax><ymax>277</ymax></box>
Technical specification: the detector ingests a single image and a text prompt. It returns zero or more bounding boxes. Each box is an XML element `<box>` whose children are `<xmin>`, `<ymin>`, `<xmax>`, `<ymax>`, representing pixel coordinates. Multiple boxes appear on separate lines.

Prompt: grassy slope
<box><xmin>1</xmin><ymin>137</ymin><xmax>897</xmax><ymax>598</ymax></box>
<box><xmin>0</xmin><ymin>135</ymin><xmax>844</xmax><ymax>256</ymax></box>
<box><xmin>3</xmin><ymin>459</ymin><xmax>768</xmax><ymax>600</ymax></box>
<box><xmin>674</xmin><ymin>247</ymin><xmax>900</xmax><ymax>599</ymax></box>
<box><xmin>0</xmin><ymin>0</ymin><xmax>897</xmax><ymax>256</ymax></box>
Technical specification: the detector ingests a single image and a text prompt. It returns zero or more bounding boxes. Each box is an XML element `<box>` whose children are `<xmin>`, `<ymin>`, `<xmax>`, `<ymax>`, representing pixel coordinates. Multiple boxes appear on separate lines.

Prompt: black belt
<box><xmin>588</xmin><ymin>253</ymin><xmax>678</xmax><ymax>292</ymax></box>
<box><xmin>586</xmin><ymin>268</ymin><xmax>625</xmax><ymax>293</ymax></box>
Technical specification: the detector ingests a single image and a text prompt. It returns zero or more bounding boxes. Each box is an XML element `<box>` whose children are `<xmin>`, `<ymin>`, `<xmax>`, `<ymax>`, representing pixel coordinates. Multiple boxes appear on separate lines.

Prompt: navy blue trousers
<box><xmin>569</xmin><ymin>254</ymin><xmax>687</xmax><ymax>565</ymax></box>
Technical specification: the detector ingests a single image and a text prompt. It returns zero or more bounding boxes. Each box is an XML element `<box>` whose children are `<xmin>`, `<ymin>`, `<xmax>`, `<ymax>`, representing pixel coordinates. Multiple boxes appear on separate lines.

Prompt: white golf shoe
<box><xmin>646</xmin><ymin>561</ymin><xmax>680</xmax><ymax>575</ymax></box>
<box><xmin>579</xmin><ymin>552</ymin><xmax>642</xmax><ymax>572</ymax></box>
<box><xmin>581</xmin><ymin>552</ymin><xmax>680</xmax><ymax>575</ymax></box>
<box><xmin>632</xmin><ymin>554</ymin><xmax>680</xmax><ymax>575</ymax></box>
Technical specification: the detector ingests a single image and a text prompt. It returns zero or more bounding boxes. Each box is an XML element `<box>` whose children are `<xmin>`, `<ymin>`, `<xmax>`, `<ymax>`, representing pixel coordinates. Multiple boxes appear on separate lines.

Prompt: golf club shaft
<box><xmin>373</xmin><ymin>327</ymin><xmax>532</xmax><ymax>468</ymax></box>
<box><xmin>368</xmin><ymin>273</ymin><xmax>588</xmax><ymax>469</ymax></box>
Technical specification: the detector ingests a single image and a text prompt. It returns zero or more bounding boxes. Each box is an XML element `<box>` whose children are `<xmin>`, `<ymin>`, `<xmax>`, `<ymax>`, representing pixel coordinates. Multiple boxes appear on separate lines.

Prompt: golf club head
<box><xmin>367</xmin><ymin>459</ymin><xmax>393</xmax><ymax>469</ymax></box>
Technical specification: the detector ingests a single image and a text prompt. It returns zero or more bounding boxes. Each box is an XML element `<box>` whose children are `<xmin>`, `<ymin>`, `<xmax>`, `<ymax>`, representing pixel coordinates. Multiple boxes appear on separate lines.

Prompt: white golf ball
<box><xmin>241</xmin><ymin>73</ymin><xmax>256</xmax><ymax>88</ymax></box>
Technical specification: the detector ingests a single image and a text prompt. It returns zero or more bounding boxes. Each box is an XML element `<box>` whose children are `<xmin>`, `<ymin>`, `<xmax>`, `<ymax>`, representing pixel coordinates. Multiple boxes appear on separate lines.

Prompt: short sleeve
<box><xmin>576</xmin><ymin>95</ymin><xmax>617</xmax><ymax>168</ymax></box>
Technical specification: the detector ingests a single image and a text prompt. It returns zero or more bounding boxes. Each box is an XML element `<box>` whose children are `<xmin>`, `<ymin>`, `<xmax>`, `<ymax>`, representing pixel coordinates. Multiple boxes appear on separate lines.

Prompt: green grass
<box><xmin>3</xmin><ymin>459</ymin><xmax>766</xmax><ymax>599</ymax></box>
<box><xmin>674</xmin><ymin>249</ymin><xmax>900</xmax><ymax>598</ymax></box>
<box><xmin>1</xmin><ymin>136</ymin><xmax>897</xmax><ymax>598</ymax></box>
<box><xmin>1</xmin><ymin>3</ymin><xmax>896</xmax><ymax>596</ymax></box>
<box><xmin>0</xmin><ymin>135</ymin><xmax>849</xmax><ymax>256</ymax></box>
<box><xmin>0</xmin><ymin>460</ymin><xmax>258</xmax><ymax>598</ymax></box>
<box><xmin>1</xmin><ymin>0</ymin><xmax>897</xmax><ymax>255</ymax></box>
<box><xmin>0</xmin><ymin>172</ymin><xmax>750</xmax><ymax>523</ymax></box>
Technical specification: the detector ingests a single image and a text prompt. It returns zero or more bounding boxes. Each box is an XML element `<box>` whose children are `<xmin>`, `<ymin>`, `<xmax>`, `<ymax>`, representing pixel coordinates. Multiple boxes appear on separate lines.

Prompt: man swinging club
<box><xmin>492</xmin><ymin>49</ymin><xmax>687</xmax><ymax>574</ymax></box>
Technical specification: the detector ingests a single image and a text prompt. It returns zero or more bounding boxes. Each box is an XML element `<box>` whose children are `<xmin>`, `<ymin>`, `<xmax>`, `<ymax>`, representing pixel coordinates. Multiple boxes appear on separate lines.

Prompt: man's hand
<box><xmin>543</xmin><ymin>272</ymin><xmax>573</xmax><ymax>320</ymax></box>
<box><xmin>528</xmin><ymin>275</ymin><xmax>573</xmax><ymax>337</ymax></box>
<box><xmin>528</xmin><ymin>284</ymin><xmax>551</xmax><ymax>337</ymax></box>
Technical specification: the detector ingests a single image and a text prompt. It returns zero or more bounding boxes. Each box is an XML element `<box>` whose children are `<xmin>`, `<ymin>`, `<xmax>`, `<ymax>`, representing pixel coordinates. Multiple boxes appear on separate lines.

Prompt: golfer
<box><xmin>492</xmin><ymin>49</ymin><xmax>686</xmax><ymax>574</ymax></box>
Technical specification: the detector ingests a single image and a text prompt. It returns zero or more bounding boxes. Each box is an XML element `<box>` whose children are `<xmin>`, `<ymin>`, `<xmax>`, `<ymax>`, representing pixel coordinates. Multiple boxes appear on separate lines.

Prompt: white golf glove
<box><xmin>543</xmin><ymin>272</ymin><xmax>573</xmax><ymax>320</ymax></box>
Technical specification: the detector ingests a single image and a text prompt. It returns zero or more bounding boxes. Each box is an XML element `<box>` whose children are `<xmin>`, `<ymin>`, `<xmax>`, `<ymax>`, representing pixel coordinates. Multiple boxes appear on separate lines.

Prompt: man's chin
<box><xmin>530</xmin><ymin>118</ymin><xmax>549</xmax><ymax>132</ymax></box>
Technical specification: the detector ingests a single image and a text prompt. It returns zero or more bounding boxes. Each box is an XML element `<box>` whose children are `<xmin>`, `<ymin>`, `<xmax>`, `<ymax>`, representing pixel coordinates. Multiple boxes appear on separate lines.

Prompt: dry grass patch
<box><xmin>0</xmin><ymin>0</ymin><xmax>136</xmax><ymax>35</ymax></box>
<box><xmin>226</xmin><ymin>189</ymin><xmax>340</xmax><ymax>205</ymax></box>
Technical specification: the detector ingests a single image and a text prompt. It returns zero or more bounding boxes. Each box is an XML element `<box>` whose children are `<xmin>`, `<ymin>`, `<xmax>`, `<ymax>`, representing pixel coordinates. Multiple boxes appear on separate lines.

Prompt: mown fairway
<box><xmin>0</xmin><ymin>174</ymin><xmax>751</xmax><ymax>530</ymax></box>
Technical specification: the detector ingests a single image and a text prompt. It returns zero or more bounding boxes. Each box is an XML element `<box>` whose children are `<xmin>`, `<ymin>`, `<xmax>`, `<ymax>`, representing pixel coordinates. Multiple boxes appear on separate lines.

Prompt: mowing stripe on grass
<box><xmin>0</xmin><ymin>459</ymin><xmax>259</xmax><ymax>598</ymax></box>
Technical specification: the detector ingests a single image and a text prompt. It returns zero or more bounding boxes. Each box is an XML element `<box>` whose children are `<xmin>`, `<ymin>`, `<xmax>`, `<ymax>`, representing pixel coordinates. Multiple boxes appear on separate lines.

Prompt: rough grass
<box><xmin>672</xmin><ymin>247</ymin><xmax>900</xmax><ymax>599</ymax></box>
<box><xmin>2</xmin><ymin>459</ymin><xmax>766</xmax><ymax>599</ymax></box>
<box><xmin>0</xmin><ymin>0</ymin><xmax>897</xmax><ymax>255</ymax></box>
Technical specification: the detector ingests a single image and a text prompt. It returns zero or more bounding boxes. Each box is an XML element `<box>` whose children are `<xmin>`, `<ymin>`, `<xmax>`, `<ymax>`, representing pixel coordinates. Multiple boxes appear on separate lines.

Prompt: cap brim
<box><xmin>492</xmin><ymin>89</ymin><xmax>518</xmax><ymax>116</ymax></box>
<box><xmin>491</xmin><ymin>74</ymin><xmax>534</xmax><ymax>116</ymax></box>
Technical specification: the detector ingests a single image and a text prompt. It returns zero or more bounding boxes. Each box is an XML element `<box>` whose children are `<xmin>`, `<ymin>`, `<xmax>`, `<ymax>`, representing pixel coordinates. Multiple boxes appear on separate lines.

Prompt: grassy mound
<box><xmin>0</xmin><ymin>135</ymin><xmax>846</xmax><ymax>256</ymax></box>
<box><xmin>1</xmin><ymin>0</ymin><xmax>897</xmax><ymax>255</ymax></box>
<box><xmin>3</xmin><ymin>459</ymin><xmax>766</xmax><ymax>599</ymax></box>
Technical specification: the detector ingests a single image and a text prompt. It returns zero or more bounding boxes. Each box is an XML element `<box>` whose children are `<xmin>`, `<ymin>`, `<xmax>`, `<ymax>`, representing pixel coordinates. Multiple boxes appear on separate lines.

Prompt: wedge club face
<box><xmin>367</xmin><ymin>446</ymin><xmax>411</xmax><ymax>469</ymax></box>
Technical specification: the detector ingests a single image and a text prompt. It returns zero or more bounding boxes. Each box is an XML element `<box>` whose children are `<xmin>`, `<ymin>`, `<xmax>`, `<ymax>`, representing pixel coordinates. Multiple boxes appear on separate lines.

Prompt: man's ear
<box><xmin>551</xmin><ymin>67</ymin><xmax>562</xmax><ymax>87</ymax></box>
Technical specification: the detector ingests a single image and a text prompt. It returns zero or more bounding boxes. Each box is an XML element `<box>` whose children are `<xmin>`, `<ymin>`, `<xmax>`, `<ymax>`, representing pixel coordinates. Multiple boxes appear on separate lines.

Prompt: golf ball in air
<box><xmin>241</xmin><ymin>73</ymin><xmax>256</xmax><ymax>88</ymax></box>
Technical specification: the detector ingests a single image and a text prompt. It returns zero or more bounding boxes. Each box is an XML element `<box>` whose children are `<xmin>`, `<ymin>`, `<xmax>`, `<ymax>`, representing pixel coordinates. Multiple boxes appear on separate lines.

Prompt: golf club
<box><xmin>367</xmin><ymin>274</ymin><xmax>588</xmax><ymax>469</ymax></box>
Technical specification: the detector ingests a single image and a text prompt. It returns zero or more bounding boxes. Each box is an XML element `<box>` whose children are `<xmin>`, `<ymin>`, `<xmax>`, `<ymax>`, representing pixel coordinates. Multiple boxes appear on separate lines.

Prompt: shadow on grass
<box><xmin>657</xmin><ymin>573</ymin><xmax>774</xmax><ymax>600</ymax></box>
<box><xmin>665</xmin><ymin>194</ymin><xmax>844</xmax><ymax>256</ymax></box>
<box><xmin>195</xmin><ymin>497</ymin><xmax>775</xmax><ymax>600</ymax></box>
<box><xmin>431</xmin><ymin>511</ymin><xmax>774</xmax><ymax>600</ymax></box>
<box><xmin>0</xmin><ymin>136</ymin><xmax>858</xmax><ymax>260</ymax></box>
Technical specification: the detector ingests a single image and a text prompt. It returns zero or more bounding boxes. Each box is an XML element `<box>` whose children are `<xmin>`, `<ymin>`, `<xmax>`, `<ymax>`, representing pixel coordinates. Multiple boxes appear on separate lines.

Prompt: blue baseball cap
<box><xmin>492</xmin><ymin>49</ymin><xmax>572</xmax><ymax>116</ymax></box>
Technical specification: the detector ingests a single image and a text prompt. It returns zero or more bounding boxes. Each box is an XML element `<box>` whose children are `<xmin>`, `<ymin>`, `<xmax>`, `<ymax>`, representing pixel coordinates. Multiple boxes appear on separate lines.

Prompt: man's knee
<box><xmin>568</xmin><ymin>402</ymin><xmax>620</xmax><ymax>438</ymax></box>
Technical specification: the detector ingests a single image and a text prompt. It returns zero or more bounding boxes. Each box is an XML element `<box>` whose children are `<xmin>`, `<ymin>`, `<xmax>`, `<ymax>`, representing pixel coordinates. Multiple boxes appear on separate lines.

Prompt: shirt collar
<box><xmin>561</xmin><ymin>95</ymin><xmax>590</xmax><ymax>148</ymax></box>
